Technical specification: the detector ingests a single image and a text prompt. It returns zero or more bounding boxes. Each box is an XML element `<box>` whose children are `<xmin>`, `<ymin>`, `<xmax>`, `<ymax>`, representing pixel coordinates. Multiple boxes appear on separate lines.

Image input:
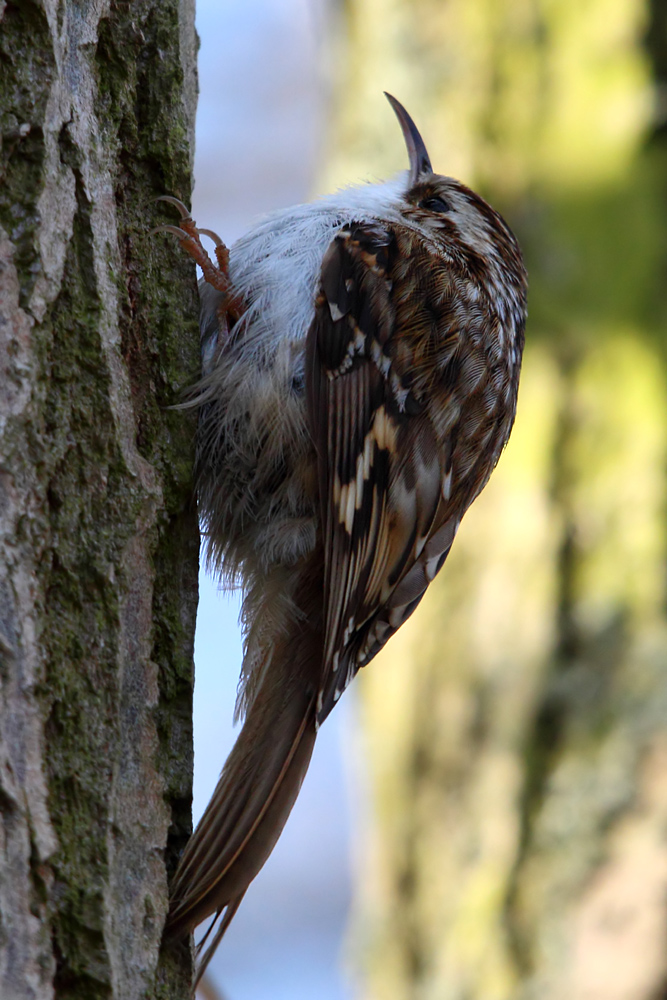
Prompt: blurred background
<box><xmin>191</xmin><ymin>1</ymin><xmax>667</xmax><ymax>999</ymax></box>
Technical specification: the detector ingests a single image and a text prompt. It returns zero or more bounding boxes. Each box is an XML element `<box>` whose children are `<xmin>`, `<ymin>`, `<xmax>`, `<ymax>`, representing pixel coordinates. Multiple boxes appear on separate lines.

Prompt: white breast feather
<box><xmin>227</xmin><ymin>175</ymin><xmax>408</xmax><ymax>351</ymax></box>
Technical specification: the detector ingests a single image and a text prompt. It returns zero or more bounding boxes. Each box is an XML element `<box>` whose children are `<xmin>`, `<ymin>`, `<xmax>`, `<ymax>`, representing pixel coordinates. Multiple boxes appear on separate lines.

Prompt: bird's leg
<box><xmin>153</xmin><ymin>197</ymin><xmax>243</xmax><ymax>320</ymax></box>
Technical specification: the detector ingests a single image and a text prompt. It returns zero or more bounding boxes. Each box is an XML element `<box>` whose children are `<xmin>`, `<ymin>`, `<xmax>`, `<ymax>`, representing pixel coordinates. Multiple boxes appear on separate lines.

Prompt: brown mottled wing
<box><xmin>306</xmin><ymin>223</ymin><xmax>452</xmax><ymax>724</ymax></box>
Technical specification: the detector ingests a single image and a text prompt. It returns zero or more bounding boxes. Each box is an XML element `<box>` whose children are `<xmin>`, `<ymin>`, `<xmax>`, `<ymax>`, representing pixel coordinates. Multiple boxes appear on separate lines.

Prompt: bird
<box><xmin>157</xmin><ymin>93</ymin><xmax>527</xmax><ymax>979</ymax></box>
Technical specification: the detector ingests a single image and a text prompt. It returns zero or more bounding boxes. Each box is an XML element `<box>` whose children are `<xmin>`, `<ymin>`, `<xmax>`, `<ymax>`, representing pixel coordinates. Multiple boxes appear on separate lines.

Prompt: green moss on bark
<box><xmin>1</xmin><ymin>0</ymin><xmax>199</xmax><ymax>996</ymax></box>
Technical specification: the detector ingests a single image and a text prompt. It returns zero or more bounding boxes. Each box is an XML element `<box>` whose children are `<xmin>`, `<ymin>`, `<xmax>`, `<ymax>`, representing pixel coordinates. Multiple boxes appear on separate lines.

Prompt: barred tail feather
<box><xmin>166</xmin><ymin>567</ymin><xmax>322</xmax><ymax>979</ymax></box>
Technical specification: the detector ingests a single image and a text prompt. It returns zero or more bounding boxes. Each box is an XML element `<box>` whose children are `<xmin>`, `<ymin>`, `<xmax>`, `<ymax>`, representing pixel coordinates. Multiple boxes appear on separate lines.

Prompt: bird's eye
<box><xmin>420</xmin><ymin>196</ymin><xmax>451</xmax><ymax>213</ymax></box>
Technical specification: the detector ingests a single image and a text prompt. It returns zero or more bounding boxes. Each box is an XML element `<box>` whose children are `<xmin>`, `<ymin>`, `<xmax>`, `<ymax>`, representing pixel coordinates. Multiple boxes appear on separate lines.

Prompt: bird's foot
<box><xmin>153</xmin><ymin>197</ymin><xmax>243</xmax><ymax>316</ymax></box>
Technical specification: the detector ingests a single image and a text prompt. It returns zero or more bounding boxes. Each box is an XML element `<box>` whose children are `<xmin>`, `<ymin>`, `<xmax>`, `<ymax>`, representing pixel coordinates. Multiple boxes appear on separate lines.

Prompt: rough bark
<box><xmin>0</xmin><ymin>2</ymin><xmax>199</xmax><ymax>998</ymax></box>
<box><xmin>327</xmin><ymin>2</ymin><xmax>667</xmax><ymax>999</ymax></box>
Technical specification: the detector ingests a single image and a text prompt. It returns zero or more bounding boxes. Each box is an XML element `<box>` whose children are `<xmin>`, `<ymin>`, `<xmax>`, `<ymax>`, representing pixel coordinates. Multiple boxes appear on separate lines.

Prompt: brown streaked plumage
<box><xmin>158</xmin><ymin>94</ymin><xmax>527</xmax><ymax>980</ymax></box>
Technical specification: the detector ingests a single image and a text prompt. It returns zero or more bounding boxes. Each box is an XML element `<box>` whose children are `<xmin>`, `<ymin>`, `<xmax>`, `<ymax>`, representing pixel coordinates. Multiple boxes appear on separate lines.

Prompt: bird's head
<box><xmin>385</xmin><ymin>92</ymin><xmax>525</xmax><ymax>308</ymax></box>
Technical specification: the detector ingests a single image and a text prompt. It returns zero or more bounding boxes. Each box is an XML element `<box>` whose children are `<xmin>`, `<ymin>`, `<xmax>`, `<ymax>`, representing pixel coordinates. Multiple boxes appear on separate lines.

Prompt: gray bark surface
<box><xmin>0</xmin><ymin>1</ymin><xmax>199</xmax><ymax>997</ymax></box>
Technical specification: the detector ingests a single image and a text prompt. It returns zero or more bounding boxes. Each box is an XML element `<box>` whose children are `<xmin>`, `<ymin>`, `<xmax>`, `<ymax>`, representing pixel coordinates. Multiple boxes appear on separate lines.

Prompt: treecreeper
<box><xmin>157</xmin><ymin>94</ymin><xmax>527</xmax><ymax>980</ymax></box>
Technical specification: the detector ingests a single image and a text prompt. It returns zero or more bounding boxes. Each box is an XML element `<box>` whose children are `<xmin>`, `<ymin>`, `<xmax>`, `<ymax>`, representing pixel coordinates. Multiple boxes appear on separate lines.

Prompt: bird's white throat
<box><xmin>228</xmin><ymin>175</ymin><xmax>409</xmax><ymax>347</ymax></box>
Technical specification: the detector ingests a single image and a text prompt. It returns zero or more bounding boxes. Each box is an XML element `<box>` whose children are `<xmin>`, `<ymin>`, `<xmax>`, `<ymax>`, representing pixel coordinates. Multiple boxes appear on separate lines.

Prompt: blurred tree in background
<box><xmin>324</xmin><ymin>1</ymin><xmax>667</xmax><ymax>998</ymax></box>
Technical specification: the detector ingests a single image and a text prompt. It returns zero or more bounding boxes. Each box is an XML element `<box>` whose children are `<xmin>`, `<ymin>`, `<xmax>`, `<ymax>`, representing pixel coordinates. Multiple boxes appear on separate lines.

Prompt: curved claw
<box><xmin>156</xmin><ymin>195</ymin><xmax>192</xmax><ymax>220</ymax></box>
<box><xmin>197</xmin><ymin>227</ymin><xmax>225</xmax><ymax>246</ymax></box>
<box><xmin>150</xmin><ymin>224</ymin><xmax>192</xmax><ymax>240</ymax></box>
<box><xmin>151</xmin><ymin>214</ymin><xmax>236</xmax><ymax>304</ymax></box>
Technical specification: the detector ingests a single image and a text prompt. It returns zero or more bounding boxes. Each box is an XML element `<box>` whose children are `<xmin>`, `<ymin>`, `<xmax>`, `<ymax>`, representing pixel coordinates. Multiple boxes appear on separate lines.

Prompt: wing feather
<box><xmin>306</xmin><ymin>222</ymin><xmax>445</xmax><ymax>723</ymax></box>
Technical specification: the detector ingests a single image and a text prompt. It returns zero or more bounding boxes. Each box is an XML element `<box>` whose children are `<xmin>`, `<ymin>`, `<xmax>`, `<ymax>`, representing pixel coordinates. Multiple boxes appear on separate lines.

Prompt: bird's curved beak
<box><xmin>384</xmin><ymin>92</ymin><xmax>433</xmax><ymax>186</ymax></box>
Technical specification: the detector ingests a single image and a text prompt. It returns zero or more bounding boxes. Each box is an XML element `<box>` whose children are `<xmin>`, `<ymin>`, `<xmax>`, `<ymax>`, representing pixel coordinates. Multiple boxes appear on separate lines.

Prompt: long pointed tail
<box><xmin>166</xmin><ymin>581</ymin><xmax>322</xmax><ymax>976</ymax></box>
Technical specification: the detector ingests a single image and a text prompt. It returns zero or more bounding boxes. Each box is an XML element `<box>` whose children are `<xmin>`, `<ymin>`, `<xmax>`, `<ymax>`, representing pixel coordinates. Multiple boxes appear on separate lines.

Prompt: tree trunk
<box><xmin>327</xmin><ymin>1</ymin><xmax>667</xmax><ymax>998</ymax></box>
<box><xmin>0</xmin><ymin>2</ymin><xmax>199</xmax><ymax>998</ymax></box>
